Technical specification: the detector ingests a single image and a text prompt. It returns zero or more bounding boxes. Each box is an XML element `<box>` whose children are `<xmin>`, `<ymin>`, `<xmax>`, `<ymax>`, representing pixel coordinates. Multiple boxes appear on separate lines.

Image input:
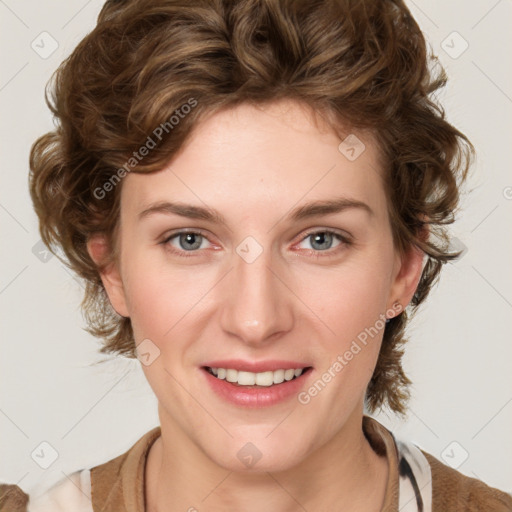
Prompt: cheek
<box><xmin>294</xmin><ymin>250</ymin><xmax>393</xmax><ymax>394</ymax></box>
<box><xmin>120</xmin><ymin>250</ymin><xmax>209</xmax><ymax>341</ymax></box>
<box><xmin>301</xmin><ymin>257</ymin><xmax>391</xmax><ymax>338</ymax></box>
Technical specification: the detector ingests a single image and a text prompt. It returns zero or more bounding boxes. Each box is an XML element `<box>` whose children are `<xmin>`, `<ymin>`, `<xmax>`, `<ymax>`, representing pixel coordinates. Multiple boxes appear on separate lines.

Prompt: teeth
<box><xmin>284</xmin><ymin>369</ymin><xmax>295</xmax><ymax>381</ymax></box>
<box><xmin>273</xmin><ymin>369</ymin><xmax>285</xmax><ymax>384</ymax></box>
<box><xmin>208</xmin><ymin>367</ymin><xmax>306</xmax><ymax>386</ymax></box>
<box><xmin>238</xmin><ymin>371</ymin><xmax>256</xmax><ymax>385</ymax></box>
<box><xmin>255</xmin><ymin>371</ymin><xmax>274</xmax><ymax>386</ymax></box>
<box><xmin>226</xmin><ymin>369</ymin><xmax>238</xmax><ymax>383</ymax></box>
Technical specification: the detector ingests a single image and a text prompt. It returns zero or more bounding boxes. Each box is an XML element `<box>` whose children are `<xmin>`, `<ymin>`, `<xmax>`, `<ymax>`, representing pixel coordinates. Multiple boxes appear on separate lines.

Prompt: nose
<box><xmin>219</xmin><ymin>243</ymin><xmax>294</xmax><ymax>347</ymax></box>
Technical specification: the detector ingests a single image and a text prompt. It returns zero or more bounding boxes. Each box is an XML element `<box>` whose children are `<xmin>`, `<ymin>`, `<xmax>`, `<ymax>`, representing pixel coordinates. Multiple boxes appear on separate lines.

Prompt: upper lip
<box><xmin>202</xmin><ymin>359</ymin><xmax>312</xmax><ymax>373</ymax></box>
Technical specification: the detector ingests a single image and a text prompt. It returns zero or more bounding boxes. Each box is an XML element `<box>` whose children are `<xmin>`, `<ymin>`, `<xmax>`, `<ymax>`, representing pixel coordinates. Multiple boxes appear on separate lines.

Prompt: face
<box><xmin>90</xmin><ymin>99</ymin><xmax>422</xmax><ymax>473</ymax></box>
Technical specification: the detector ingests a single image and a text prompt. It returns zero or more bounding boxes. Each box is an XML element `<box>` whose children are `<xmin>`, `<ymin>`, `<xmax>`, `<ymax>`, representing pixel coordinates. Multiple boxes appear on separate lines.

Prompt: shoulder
<box><xmin>0</xmin><ymin>469</ymin><xmax>93</xmax><ymax>512</ymax></box>
<box><xmin>421</xmin><ymin>450</ymin><xmax>512</xmax><ymax>511</ymax></box>
<box><xmin>363</xmin><ymin>416</ymin><xmax>512</xmax><ymax>511</ymax></box>
<box><xmin>0</xmin><ymin>426</ymin><xmax>161</xmax><ymax>512</ymax></box>
<box><xmin>0</xmin><ymin>483</ymin><xmax>29</xmax><ymax>512</ymax></box>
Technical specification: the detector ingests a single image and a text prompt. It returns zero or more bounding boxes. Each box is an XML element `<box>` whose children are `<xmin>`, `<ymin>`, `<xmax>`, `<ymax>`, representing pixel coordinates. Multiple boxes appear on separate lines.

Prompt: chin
<box><xmin>200</xmin><ymin>429</ymin><xmax>312</xmax><ymax>474</ymax></box>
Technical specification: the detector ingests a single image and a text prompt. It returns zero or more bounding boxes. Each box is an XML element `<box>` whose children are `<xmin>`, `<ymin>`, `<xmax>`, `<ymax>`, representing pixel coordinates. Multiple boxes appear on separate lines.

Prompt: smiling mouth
<box><xmin>204</xmin><ymin>366</ymin><xmax>313</xmax><ymax>387</ymax></box>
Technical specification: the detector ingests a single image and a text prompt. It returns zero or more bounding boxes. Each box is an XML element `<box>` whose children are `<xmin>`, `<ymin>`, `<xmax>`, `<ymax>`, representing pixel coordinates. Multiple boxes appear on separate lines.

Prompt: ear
<box><xmin>386</xmin><ymin>235</ymin><xmax>426</xmax><ymax>316</ymax></box>
<box><xmin>87</xmin><ymin>235</ymin><xmax>130</xmax><ymax>318</ymax></box>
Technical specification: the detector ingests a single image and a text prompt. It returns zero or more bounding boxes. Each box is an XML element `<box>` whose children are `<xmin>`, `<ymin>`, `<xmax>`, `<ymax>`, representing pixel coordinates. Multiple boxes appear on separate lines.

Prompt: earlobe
<box><xmin>87</xmin><ymin>235</ymin><xmax>130</xmax><ymax>318</ymax></box>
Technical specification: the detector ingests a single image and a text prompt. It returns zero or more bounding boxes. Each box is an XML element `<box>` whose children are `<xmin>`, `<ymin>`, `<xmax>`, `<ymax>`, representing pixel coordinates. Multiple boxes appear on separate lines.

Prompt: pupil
<box><xmin>311</xmin><ymin>232</ymin><xmax>332</xmax><ymax>250</ymax></box>
<box><xmin>180</xmin><ymin>233</ymin><xmax>202</xmax><ymax>250</ymax></box>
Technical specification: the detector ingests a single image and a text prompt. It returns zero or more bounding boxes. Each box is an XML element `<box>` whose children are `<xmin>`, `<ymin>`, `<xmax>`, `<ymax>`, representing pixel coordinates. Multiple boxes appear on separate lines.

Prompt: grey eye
<box><xmin>179</xmin><ymin>233</ymin><xmax>203</xmax><ymax>250</ymax></box>
<box><xmin>307</xmin><ymin>232</ymin><xmax>337</xmax><ymax>251</ymax></box>
<box><xmin>172</xmin><ymin>232</ymin><xmax>205</xmax><ymax>251</ymax></box>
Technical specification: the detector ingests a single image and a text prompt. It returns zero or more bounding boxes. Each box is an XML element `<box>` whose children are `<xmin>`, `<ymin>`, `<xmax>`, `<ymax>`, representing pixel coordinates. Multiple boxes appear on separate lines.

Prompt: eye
<box><xmin>296</xmin><ymin>230</ymin><xmax>351</xmax><ymax>256</ymax></box>
<box><xmin>161</xmin><ymin>230</ymin><xmax>212</xmax><ymax>256</ymax></box>
<box><xmin>160</xmin><ymin>228</ymin><xmax>351</xmax><ymax>259</ymax></box>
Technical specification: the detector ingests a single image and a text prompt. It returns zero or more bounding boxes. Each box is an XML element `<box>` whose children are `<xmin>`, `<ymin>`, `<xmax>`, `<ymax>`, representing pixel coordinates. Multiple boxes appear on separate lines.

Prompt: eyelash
<box><xmin>160</xmin><ymin>228</ymin><xmax>352</xmax><ymax>259</ymax></box>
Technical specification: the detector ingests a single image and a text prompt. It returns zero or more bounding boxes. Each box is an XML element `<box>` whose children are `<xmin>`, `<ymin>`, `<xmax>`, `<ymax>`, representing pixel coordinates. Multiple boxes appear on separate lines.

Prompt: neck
<box><xmin>145</xmin><ymin>409</ymin><xmax>388</xmax><ymax>512</ymax></box>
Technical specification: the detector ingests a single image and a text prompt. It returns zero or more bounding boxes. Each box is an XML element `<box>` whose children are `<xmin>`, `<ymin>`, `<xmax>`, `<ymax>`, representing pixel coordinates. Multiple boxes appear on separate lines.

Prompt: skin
<box><xmin>88</xmin><ymin>99</ymin><xmax>424</xmax><ymax>511</ymax></box>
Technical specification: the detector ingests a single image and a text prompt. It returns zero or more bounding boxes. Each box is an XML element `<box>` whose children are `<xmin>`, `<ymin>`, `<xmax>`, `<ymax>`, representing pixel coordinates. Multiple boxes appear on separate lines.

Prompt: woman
<box><xmin>1</xmin><ymin>0</ymin><xmax>511</xmax><ymax>510</ymax></box>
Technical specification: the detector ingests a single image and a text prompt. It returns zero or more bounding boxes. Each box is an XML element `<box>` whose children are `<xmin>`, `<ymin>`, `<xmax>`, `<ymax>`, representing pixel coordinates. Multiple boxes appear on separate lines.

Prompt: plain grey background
<box><xmin>1</xmin><ymin>0</ymin><xmax>511</xmax><ymax>498</ymax></box>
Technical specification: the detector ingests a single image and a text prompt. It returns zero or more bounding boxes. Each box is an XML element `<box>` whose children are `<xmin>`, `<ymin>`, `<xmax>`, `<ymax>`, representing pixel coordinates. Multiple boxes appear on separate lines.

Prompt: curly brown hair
<box><xmin>29</xmin><ymin>0</ymin><xmax>474</xmax><ymax>415</ymax></box>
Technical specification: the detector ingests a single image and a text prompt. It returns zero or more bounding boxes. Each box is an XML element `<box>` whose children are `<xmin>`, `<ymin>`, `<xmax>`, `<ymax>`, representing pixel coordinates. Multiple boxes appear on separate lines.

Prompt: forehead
<box><xmin>121</xmin><ymin>100</ymin><xmax>387</xmax><ymax>219</ymax></box>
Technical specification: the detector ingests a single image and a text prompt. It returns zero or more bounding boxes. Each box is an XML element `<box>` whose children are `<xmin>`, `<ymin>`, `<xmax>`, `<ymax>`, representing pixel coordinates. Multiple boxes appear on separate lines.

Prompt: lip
<box><xmin>201</xmin><ymin>362</ymin><xmax>313</xmax><ymax>408</ymax></box>
<box><xmin>202</xmin><ymin>359</ymin><xmax>312</xmax><ymax>373</ymax></box>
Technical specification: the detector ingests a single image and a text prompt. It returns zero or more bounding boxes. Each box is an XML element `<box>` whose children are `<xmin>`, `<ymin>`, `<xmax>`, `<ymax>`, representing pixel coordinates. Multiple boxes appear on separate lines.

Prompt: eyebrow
<box><xmin>138</xmin><ymin>197</ymin><xmax>374</xmax><ymax>224</ymax></box>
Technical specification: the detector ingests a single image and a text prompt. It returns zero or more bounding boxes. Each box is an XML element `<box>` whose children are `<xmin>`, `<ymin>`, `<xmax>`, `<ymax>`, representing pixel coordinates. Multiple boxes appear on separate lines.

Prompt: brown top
<box><xmin>90</xmin><ymin>416</ymin><xmax>402</xmax><ymax>511</ymax></box>
<box><xmin>1</xmin><ymin>416</ymin><xmax>511</xmax><ymax>511</ymax></box>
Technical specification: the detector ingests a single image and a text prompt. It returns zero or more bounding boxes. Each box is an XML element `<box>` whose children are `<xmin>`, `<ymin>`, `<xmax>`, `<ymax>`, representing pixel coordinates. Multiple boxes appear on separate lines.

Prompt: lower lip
<box><xmin>202</xmin><ymin>367</ymin><xmax>313</xmax><ymax>408</ymax></box>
